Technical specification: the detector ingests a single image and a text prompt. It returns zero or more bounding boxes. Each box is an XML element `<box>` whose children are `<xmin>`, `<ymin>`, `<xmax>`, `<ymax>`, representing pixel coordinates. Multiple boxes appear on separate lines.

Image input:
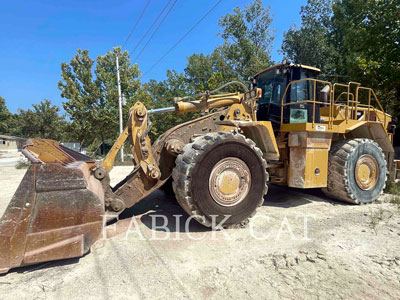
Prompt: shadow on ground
<box><xmin>1</xmin><ymin>257</ymin><xmax>82</xmax><ymax>277</ymax></box>
<box><xmin>264</xmin><ymin>184</ymin><xmax>347</xmax><ymax>207</ymax></box>
<box><xmin>116</xmin><ymin>183</ymin><xmax>348</xmax><ymax>233</ymax></box>
<box><xmin>2</xmin><ymin>184</ymin><xmax>349</xmax><ymax>276</ymax></box>
<box><xmin>117</xmin><ymin>190</ymin><xmax>208</xmax><ymax>233</ymax></box>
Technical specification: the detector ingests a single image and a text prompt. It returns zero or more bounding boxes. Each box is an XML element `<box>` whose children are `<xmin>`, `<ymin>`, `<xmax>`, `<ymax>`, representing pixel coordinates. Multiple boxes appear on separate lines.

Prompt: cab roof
<box><xmin>254</xmin><ymin>63</ymin><xmax>321</xmax><ymax>77</ymax></box>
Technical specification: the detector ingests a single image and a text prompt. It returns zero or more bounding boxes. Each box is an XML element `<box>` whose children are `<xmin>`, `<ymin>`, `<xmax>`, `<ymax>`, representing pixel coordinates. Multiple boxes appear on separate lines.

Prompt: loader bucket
<box><xmin>0</xmin><ymin>140</ymin><xmax>105</xmax><ymax>274</ymax></box>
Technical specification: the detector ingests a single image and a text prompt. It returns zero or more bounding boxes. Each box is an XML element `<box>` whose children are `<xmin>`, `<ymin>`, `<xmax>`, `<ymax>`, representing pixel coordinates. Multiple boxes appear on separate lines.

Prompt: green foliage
<box><xmin>52</xmin><ymin>1</ymin><xmax>275</xmax><ymax>144</ymax></box>
<box><xmin>142</xmin><ymin>71</ymin><xmax>199</xmax><ymax>140</ymax></box>
<box><xmin>331</xmin><ymin>0</ymin><xmax>400</xmax><ymax>112</ymax></box>
<box><xmin>184</xmin><ymin>53</ymin><xmax>218</xmax><ymax>92</ymax></box>
<box><xmin>15</xmin><ymin>158</ymin><xmax>31</xmax><ymax>169</ymax></box>
<box><xmin>368</xmin><ymin>206</ymin><xmax>393</xmax><ymax>235</ymax></box>
<box><xmin>282</xmin><ymin>0</ymin><xmax>337</xmax><ymax>73</ymax></box>
<box><xmin>137</xmin><ymin>0</ymin><xmax>275</xmax><ymax>140</ymax></box>
<box><xmin>96</xmin><ymin>47</ymin><xmax>141</xmax><ymax>127</ymax></box>
<box><xmin>58</xmin><ymin>49</ymin><xmax>99</xmax><ymax>145</ymax></box>
<box><xmin>385</xmin><ymin>181</ymin><xmax>400</xmax><ymax>196</ymax></box>
<box><xmin>13</xmin><ymin>99</ymin><xmax>67</xmax><ymax>140</ymax></box>
<box><xmin>5</xmin><ymin>0</ymin><xmax>397</xmax><ymax>154</ymax></box>
<box><xmin>58</xmin><ymin>47</ymin><xmax>141</xmax><ymax>147</ymax></box>
<box><xmin>0</xmin><ymin>96</ymin><xmax>11</xmax><ymax>134</ymax></box>
<box><xmin>181</xmin><ymin>0</ymin><xmax>274</xmax><ymax>94</ymax></box>
<box><xmin>217</xmin><ymin>0</ymin><xmax>273</xmax><ymax>79</ymax></box>
<box><xmin>282</xmin><ymin>0</ymin><xmax>400</xmax><ymax>119</ymax></box>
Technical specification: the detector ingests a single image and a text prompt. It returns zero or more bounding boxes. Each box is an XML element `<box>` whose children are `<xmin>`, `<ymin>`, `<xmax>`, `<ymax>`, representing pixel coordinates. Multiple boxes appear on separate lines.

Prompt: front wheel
<box><xmin>172</xmin><ymin>132</ymin><xmax>268</xmax><ymax>228</ymax></box>
<box><xmin>322</xmin><ymin>138</ymin><xmax>387</xmax><ymax>204</ymax></box>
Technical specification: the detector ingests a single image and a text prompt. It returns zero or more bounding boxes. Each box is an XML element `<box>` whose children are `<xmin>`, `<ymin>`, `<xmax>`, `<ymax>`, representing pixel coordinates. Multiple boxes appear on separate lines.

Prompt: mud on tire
<box><xmin>172</xmin><ymin>132</ymin><xmax>268</xmax><ymax>228</ymax></box>
<box><xmin>322</xmin><ymin>138</ymin><xmax>387</xmax><ymax>204</ymax></box>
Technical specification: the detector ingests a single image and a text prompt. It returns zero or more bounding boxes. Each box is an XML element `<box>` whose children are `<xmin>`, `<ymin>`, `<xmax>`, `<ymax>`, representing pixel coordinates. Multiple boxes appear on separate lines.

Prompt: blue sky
<box><xmin>0</xmin><ymin>0</ymin><xmax>306</xmax><ymax>113</ymax></box>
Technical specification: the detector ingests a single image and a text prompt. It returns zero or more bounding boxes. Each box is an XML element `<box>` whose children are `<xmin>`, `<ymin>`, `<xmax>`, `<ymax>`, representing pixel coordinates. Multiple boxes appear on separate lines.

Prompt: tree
<box><xmin>0</xmin><ymin>96</ymin><xmax>11</xmax><ymax>134</ymax></box>
<box><xmin>331</xmin><ymin>0</ymin><xmax>400</xmax><ymax>112</ymax></box>
<box><xmin>281</xmin><ymin>0</ymin><xmax>400</xmax><ymax>123</ymax></box>
<box><xmin>58</xmin><ymin>47</ymin><xmax>141</xmax><ymax>148</ymax></box>
<box><xmin>184</xmin><ymin>53</ymin><xmax>216</xmax><ymax>93</ymax></box>
<box><xmin>282</xmin><ymin>0</ymin><xmax>338</xmax><ymax>74</ymax></box>
<box><xmin>142</xmin><ymin>70</ymin><xmax>198</xmax><ymax>139</ymax></box>
<box><xmin>183</xmin><ymin>0</ymin><xmax>274</xmax><ymax>93</ymax></box>
<box><xmin>184</xmin><ymin>50</ymin><xmax>239</xmax><ymax>93</ymax></box>
<box><xmin>138</xmin><ymin>0</ymin><xmax>276</xmax><ymax>139</ymax></box>
<box><xmin>15</xmin><ymin>99</ymin><xmax>67</xmax><ymax>140</ymax></box>
<box><xmin>179</xmin><ymin>0</ymin><xmax>275</xmax><ymax>95</ymax></box>
<box><xmin>96</xmin><ymin>47</ymin><xmax>142</xmax><ymax>127</ymax></box>
<box><xmin>58</xmin><ymin>49</ymin><xmax>100</xmax><ymax>146</ymax></box>
<box><xmin>217</xmin><ymin>0</ymin><xmax>274</xmax><ymax>79</ymax></box>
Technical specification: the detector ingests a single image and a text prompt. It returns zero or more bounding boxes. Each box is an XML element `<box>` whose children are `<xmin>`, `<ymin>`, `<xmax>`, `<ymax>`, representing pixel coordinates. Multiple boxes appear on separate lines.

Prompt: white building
<box><xmin>0</xmin><ymin>135</ymin><xmax>26</xmax><ymax>152</ymax></box>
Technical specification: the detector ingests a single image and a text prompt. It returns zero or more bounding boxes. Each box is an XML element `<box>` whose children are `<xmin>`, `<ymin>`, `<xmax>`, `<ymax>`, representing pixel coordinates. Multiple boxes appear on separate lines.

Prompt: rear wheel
<box><xmin>172</xmin><ymin>132</ymin><xmax>268</xmax><ymax>228</ymax></box>
<box><xmin>322</xmin><ymin>138</ymin><xmax>387</xmax><ymax>204</ymax></box>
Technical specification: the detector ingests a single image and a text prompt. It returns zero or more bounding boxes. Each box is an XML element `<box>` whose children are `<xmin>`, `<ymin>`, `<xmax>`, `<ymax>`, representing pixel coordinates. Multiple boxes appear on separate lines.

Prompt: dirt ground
<box><xmin>0</xmin><ymin>165</ymin><xmax>400</xmax><ymax>300</ymax></box>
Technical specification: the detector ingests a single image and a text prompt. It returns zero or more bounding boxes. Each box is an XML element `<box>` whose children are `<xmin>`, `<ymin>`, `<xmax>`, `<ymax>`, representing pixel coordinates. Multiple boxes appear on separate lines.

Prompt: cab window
<box><xmin>257</xmin><ymin>69</ymin><xmax>286</xmax><ymax>105</ymax></box>
<box><xmin>289</xmin><ymin>68</ymin><xmax>315</xmax><ymax>103</ymax></box>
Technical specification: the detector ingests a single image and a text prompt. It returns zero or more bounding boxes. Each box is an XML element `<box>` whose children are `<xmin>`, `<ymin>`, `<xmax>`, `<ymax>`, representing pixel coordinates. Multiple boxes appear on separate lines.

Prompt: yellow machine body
<box><xmin>0</xmin><ymin>63</ymin><xmax>394</xmax><ymax>274</ymax></box>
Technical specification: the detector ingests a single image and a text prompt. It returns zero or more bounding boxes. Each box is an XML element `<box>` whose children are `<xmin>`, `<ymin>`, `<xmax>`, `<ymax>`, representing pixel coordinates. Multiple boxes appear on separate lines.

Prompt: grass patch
<box><xmin>384</xmin><ymin>181</ymin><xmax>400</xmax><ymax>195</ymax></box>
<box><xmin>384</xmin><ymin>181</ymin><xmax>400</xmax><ymax>211</ymax></box>
<box><xmin>368</xmin><ymin>207</ymin><xmax>394</xmax><ymax>235</ymax></box>
<box><xmin>15</xmin><ymin>159</ymin><xmax>31</xmax><ymax>169</ymax></box>
<box><xmin>390</xmin><ymin>196</ymin><xmax>400</xmax><ymax>210</ymax></box>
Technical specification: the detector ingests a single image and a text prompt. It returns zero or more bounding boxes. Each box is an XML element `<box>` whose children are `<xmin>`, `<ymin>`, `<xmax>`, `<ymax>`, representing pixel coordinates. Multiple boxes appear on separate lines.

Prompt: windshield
<box><xmin>257</xmin><ymin>66</ymin><xmax>318</xmax><ymax>106</ymax></box>
<box><xmin>256</xmin><ymin>69</ymin><xmax>286</xmax><ymax>105</ymax></box>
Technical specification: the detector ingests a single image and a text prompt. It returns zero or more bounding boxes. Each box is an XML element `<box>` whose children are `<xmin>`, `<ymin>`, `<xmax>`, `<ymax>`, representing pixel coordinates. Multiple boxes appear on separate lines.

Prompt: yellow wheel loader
<box><xmin>0</xmin><ymin>62</ymin><xmax>395</xmax><ymax>274</ymax></box>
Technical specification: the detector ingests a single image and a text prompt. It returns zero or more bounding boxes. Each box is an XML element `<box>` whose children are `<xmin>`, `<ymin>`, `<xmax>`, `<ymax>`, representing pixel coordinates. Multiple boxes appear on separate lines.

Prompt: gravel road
<box><xmin>0</xmin><ymin>165</ymin><xmax>399</xmax><ymax>300</ymax></box>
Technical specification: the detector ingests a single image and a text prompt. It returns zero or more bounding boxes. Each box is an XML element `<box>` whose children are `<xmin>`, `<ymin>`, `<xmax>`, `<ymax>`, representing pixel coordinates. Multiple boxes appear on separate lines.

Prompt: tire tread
<box><xmin>172</xmin><ymin>131</ymin><xmax>268</xmax><ymax>228</ymax></box>
<box><xmin>322</xmin><ymin>138</ymin><xmax>387</xmax><ymax>204</ymax></box>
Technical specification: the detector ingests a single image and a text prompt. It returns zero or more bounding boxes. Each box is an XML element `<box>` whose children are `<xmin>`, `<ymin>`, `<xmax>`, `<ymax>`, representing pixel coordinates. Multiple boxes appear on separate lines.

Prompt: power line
<box><xmin>132</xmin><ymin>0</ymin><xmax>174</xmax><ymax>56</ymax></box>
<box><xmin>134</xmin><ymin>0</ymin><xmax>178</xmax><ymax>62</ymax></box>
<box><xmin>117</xmin><ymin>0</ymin><xmax>152</xmax><ymax>162</ymax></box>
<box><xmin>122</xmin><ymin>0</ymin><xmax>152</xmax><ymax>49</ymax></box>
<box><xmin>143</xmin><ymin>0</ymin><xmax>223</xmax><ymax>77</ymax></box>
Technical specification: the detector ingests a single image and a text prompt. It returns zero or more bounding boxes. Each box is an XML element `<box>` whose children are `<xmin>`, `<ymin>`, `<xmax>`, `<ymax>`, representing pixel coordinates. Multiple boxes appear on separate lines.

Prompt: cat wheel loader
<box><xmin>0</xmin><ymin>62</ymin><xmax>396</xmax><ymax>274</ymax></box>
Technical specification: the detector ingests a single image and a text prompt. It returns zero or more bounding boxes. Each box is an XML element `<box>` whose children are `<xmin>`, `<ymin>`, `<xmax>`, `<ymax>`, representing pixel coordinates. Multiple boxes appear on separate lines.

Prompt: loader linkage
<box><xmin>0</xmin><ymin>63</ymin><xmax>394</xmax><ymax>274</ymax></box>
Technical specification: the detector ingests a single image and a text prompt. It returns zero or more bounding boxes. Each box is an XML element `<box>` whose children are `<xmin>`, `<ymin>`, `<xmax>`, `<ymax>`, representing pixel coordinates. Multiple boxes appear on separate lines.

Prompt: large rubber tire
<box><xmin>172</xmin><ymin>132</ymin><xmax>268</xmax><ymax>228</ymax></box>
<box><xmin>322</xmin><ymin>138</ymin><xmax>387</xmax><ymax>204</ymax></box>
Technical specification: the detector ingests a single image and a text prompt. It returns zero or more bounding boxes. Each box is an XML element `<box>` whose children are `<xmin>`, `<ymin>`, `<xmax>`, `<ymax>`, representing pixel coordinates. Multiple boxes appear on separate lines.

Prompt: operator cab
<box><xmin>254</xmin><ymin>62</ymin><xmax>321</xmax><ymax>129</ymax></box>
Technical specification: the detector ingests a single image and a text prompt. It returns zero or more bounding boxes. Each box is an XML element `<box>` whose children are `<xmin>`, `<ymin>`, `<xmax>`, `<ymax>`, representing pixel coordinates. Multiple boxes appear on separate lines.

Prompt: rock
<box><xmin>306</xmin><ymin>255</ymin><xmax>316</xmax><ymax>263</ymax></box>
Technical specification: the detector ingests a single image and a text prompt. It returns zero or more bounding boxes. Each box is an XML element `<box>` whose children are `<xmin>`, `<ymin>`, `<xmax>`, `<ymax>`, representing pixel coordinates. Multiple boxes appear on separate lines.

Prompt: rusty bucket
<box><xmin>0</xmin><ymin>140</ymin><xmax>105</xmax><ymax>274</ymax></box>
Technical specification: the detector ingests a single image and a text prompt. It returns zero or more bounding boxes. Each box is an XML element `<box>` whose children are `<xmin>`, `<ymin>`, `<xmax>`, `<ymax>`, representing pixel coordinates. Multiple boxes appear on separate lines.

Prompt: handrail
<box><xmin>358</xmin><ymin>87</ymin><xmax>387</xmax><ymax>127</ymax></box>
<box><xmin>281</xmin><ymin>100</ymin><xmax>329</xmax><ymax>106</ymax></box>
<box><xmin>280</xmin><ymin>78</ymin><xmax>333</xmax><ymax>129</ymax></box>
<box><xmin>332</xmin><ymin>82</ymin><xmax>386</xmax><ymax>128</ymax></box>
<box><xmin>279</xmin><ymin>78</ymin><xmax>387</xmax><ymax>132</ymax></box>
<box><xmin>335</xmin><ymin>92</ymin><xmax>354</xmax><ymax>104</ymax></box>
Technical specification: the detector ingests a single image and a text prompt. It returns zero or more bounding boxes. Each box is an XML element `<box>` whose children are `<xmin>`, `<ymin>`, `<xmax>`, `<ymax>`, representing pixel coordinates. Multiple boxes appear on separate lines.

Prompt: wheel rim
<box><xmin>355</xmin><ymin>154</ymin><xmax>379</xmax><ymax>190</ymax></box>
<box><xmin>208</xmin><ymin>157</ymin><xmax>251</xmax><ymax>207</ymax></box>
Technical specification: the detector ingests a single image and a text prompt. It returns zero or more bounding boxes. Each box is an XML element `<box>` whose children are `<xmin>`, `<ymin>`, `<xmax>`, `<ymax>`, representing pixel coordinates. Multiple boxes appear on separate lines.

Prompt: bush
<box><xmin>15</xmin><ymin>158</ymin><xmax>31</xmax><ymax>169</ymax></box>
<box><xmin>385</xmin><ymin>181</ymin><xmax>400</xmax><ymax>195</ymax></box>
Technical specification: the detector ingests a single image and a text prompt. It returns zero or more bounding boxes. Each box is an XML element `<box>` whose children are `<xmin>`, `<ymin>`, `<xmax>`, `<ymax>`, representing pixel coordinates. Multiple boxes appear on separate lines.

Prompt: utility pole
<box><xmin>115</xmin><ymin>54</ymin><xmax>124</xmax><ymax>162</ymax></box>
